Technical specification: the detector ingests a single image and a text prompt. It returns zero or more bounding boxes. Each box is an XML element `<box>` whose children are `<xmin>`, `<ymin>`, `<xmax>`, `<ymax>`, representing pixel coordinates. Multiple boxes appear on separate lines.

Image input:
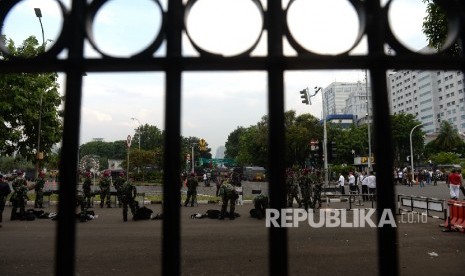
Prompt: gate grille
<box><xmin>1</xmin><ymin>1</ymin><xmax>464</xmax><ymax>275</ymax></box>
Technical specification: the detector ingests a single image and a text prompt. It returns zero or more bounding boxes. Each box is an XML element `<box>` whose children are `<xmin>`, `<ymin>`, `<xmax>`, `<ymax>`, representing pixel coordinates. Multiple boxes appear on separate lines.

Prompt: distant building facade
<box><xmin>323</xmin><ymin>81</ymin><xmax>372</xmax><ymax>125</ymax></box>
<box><xmin>387</xmin><ymin>70</ymin><xmax>465</xmax><ymax>135</ymax></box>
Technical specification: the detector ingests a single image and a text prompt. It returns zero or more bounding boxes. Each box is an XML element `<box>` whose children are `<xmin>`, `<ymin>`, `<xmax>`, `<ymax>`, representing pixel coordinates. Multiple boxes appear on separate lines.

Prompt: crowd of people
<box><xmin>286</xmin><ymin>167</ymin><xmax>377</xmax><ymax>208</ymax></box>
<box><xmin>1</xmin><ymin>165</ymin><xmax>462</xmax><ymax>227</ymax></box>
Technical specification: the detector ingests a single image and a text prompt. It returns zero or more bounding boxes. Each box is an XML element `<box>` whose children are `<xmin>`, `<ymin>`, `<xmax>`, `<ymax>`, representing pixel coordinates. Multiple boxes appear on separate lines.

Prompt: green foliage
<box><xmin>79</xmin><ymin>140</ymin><xmax>127</xmax><ymax>161</ymax></box>
<box><xmin>390</xmin><ymin>114</ymin><xmax>424</xmax><ymax>167</ymax></box>
<box><xmin>225</xmin><ymin>127</ymin><xmax>245</xmax><ymax>159</ymax></box>
<box><xmin>329</xmin><ymin>164</ymin><xmax>356</xmax><ymax>177</ymax></box>
<box><xmin>429</xmin><ymin>152</ymin><xmax>460</xmax><ymax>165</ymax></box>
<box><xmin>422</xmin><ymin>0</ymin><xmax>460</xmax><ymax>55</ymax></box>
<box><xmin>425</xmin><ymin>121</ymin><xmax>465</xmax><ymax>160</ymax></box>
<box><xmin>0</xmin><ymin>35</ymin><xmax>63</xmax><ymax>162</ymax></box>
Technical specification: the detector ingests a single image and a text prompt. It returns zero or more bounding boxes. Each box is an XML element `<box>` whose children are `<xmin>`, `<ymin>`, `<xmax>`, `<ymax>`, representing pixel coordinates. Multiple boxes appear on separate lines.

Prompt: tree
<box><xmin>427</xmin><ymin>121</ymin><xmax>464</xmax><ymax>153</ymax></box>
<box><xmin>132</xmin><ymin>124</ymin><xmax>164</xmax><ymax>151</ymax></box>
<box><xmin>236</xmin><ymin>125</ymin><xmax>268</xmax><ymax>167</ymax></box>
<box><xmin>390</xmin><ymin>114</ymin><xmax>425</xmax><ymax>167</ymax></box>
<box><xmin>429</xmin><ymin>152</ymin><xmax>460</xmax><ymax>165</ymax></box>
<box><xmin>225</xmin><ymin>127</ymin><xmax>246</xmax><ymax>159</ymax></box>
<box><xmin>0</xmin><ymin>36</ymin><xmax>62</xmax><ymax>163</ymax></box>
<box><xmin>422</xmin><ymin>0</ymin><xmax>460</xmax><ymax>55</ymax></box>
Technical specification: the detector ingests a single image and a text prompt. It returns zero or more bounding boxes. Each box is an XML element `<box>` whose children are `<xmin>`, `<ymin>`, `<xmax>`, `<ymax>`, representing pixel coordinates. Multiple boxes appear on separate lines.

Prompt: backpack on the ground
<box><xmin>134</xmin><ymin>206</ymin><xmax>153</xmax><ymax>220</ymax></box>
<box><xmin>206</xmin><ymin>209</ymin><xmax>220</xmax><ymax>219</ymax></box>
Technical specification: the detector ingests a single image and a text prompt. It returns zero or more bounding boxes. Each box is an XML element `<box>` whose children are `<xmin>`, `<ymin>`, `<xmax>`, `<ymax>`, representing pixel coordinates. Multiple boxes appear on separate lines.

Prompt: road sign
<box><xmin>127</xmin><ymin>135</ymin><xmax>132</xmax><ymax>147</ymax></box>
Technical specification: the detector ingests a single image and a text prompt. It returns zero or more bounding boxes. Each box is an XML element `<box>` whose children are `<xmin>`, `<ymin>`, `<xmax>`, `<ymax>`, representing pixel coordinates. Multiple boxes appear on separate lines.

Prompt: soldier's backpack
<box><xmin>206</xmin><ymin>209</ymin><xmax>220</xmax><ymax>219</ymax></box>
<box><xmin>249</xmin><ymin>208</ymin><xmax>264</xmax><ymax>219</ymax></box>
<box><xmin>134</xmin><ymin>206</ymin><xmax>153</xmax><ymax>220</ymax></box>
<box><xmin>24</xmin><ymin>210</ymin><xmax>36</xmax><ymax>221</ymax></box>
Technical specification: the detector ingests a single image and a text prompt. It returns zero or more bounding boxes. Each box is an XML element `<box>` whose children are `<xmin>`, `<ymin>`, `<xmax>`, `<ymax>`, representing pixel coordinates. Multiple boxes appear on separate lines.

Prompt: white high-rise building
<box><xmin>387</xmin><ymin>70</ymin><xmax>465</xmax><ymax>135</ymax></box>
<box><xmin>323</xmin><ymin>81</ymin><xmax>372</xmax><ymax>124</ymax></box>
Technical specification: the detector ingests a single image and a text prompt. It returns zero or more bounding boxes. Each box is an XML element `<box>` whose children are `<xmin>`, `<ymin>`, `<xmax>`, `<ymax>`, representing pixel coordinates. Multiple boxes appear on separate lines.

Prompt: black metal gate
<box><xmin>1</xmin><ymin>1</ymin><xmax>464</xmax><ymax>275</ymax></box>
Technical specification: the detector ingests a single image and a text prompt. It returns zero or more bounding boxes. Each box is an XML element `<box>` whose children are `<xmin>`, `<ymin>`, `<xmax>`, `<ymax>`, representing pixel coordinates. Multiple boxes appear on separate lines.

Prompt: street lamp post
<box><xmin>410</xmin><ymin>123</ymin><xmax>423</xmax><ymax>184</ymax></box>
<box><xmin>191</xmin><ymin>143</ymin><xmax>197</xmax><ymax>174</ymax></box>
<box><xmin>34</xmin><ymin>8</ymin><xmax>45</xmax><ymax>178</ymax></box>
<box><xmin>131</xmin><ymin>117</ymin><xmax>142</xmax><ymax>150</ymax></box>
<box><xmin>365</xmin><ymin>69</ymin><xmax>372</xmax><ymax>172</ymax></box>
<box><xmin>313</xmin><ymin>87</ymin><xmax>328</xmax><ymax>186</ymax></box>
<box><xmin>34</xmin><ymin>8</ymin><xmax>45</xmax><ymax>47</ymax></box>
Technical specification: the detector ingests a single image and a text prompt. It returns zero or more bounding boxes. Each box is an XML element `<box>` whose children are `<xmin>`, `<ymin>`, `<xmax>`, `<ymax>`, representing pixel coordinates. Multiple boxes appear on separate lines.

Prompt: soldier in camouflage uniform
<box><xmin>286</xmin><ymin>168</ymin><xmax>302</xmax><ymax>208</ymax></box>
<box><xmin>121</xmin><ymin>179</ymin><xmax>138</xmax><ymax>221</ymax></box>
<box><xmin>299</xmin><ymin>168</ymin><xmax>312</xmax><ymax>209</ymax></box>
<box><xmin>0</xmin><ymin>174</ymin><xmax>12</xmax><ymax>227</ymax></box>
<box><xmin>34</xmin><ymin>172</ymin><xmax>46</xmax><ymax>208</ymax></box>
<box><xmin>311</xmin><ymin>170</ymin><xmax>323</xmax><ymax>209</ymax></box>
<box><xmin>219</xmin><ymin>178</ymin><xmax>237</xmax><ymax>220</ymax></box>
<box><xmin>76</xmin><ymin>190</ymin><xmax>88</xmax><ymax>222</ymax></box>
<box><xmin>184</xmin><ymin>173</ymin><xmax>198</xmax><ymax>207</ymax></box>
<box><xmin>82</xmin><ymin>172</ymin><xmax>93</xmax><ymax>208</ymax></box>
<box><xmin>10</xmin><ymin>171</ymin><xmax>29</xmax><ymax>220</ymax></box>
<box><xmin>113</xmin><ymin>172</ymin><xmax>126</xmax><ymax>208</ymax></box>
<box><xmin>252</xmin><ymin>194</ymin><xmax>269</xmax><ymax>219</ymax></box>
<box><xmin>99</xmin><ymin>171</ymin><xmax>112</xmax><ymax>208</ymax></box>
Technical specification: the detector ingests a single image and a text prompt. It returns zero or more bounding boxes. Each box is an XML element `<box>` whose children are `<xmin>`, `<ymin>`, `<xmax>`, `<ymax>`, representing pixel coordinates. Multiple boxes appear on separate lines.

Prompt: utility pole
<box><xmin>365</xmin><ymin>69</ymin><xmax>372</xmax><ymax>172</ymax></box>
<box><xmin>309</xmin><ymin>87</ymin><xmax>328</xmax><ymax>186</ymax></box>
<box><xmin>34</xmin><ymin>8</ymin><xmax>45</xmax><ymax>178</ymax></box>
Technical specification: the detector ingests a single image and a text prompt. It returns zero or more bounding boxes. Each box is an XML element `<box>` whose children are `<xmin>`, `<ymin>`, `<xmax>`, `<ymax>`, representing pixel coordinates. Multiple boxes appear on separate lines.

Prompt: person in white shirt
<box><xmin>360</xmin><ymin>171</ymin><xmax>369</xmax><ymax>201</ymax></box>
<box><xmin>338</xmin><ymin>173</ymin><xmax>345</xmax><ymax>195</ymax></box>
<box><xmin>367</xmin><ymin>171</ymin><xmax>376</xmax><ymax>201</ymax></box>
<box><xmin>348</xmin><ymin>172</ymin><xmax>356</xmax><ymax>194</ymax></box>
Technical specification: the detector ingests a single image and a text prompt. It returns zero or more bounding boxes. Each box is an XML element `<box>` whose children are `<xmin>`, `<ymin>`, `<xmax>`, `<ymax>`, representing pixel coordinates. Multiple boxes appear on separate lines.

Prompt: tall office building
<box><xmin>387</xmin><ymin>69</ymin><xmax>465</xmax><ymax>135</ymax></box>
<box><xmin>323</xmin><ymin>81</ymin><xmax>372</xmax><ymax>124</ymax></box>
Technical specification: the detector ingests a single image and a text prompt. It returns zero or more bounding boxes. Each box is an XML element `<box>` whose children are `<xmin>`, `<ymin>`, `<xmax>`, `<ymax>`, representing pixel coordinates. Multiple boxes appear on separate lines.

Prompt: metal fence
<box><xmin>1</xmin><ymin>1</ymin><xmax>464</xmax><ymax>275</ymax></box>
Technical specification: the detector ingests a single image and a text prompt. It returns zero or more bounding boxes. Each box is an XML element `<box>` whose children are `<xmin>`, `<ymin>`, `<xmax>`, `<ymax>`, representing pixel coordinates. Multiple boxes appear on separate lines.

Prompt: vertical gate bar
<box><xmin>55</xmin><ymin>1</ymin><xmax>86</xmax><ymax>275</ymax></box>
<box><xmin>365</xmin><ymin>1</ymin><xmax>399</xmax><ymax>275</ymax></box>
<box><xmin>163</xmin><ymin>0</ymin><xmax>183</xmax><ymax>275</ymax></box>
<box><xmin>267</xmin><ymin>1</ymin><xmax>288</xmax><ymax>275</ymax></box>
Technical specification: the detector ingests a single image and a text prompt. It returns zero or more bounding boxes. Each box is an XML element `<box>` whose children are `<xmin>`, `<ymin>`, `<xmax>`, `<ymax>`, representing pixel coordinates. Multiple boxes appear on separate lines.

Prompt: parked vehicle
<box><xmin>243</xmin><ymin>166</ymin><xmax>266</xmax><ymax>182</ymax></box>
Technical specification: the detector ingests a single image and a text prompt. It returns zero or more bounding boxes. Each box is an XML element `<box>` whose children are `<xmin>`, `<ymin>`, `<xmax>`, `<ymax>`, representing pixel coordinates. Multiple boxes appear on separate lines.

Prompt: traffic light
<box><xmin>300</xmin><ymin>89</ymin><xmax>309</xmax><ymax>104</ymax></box>
<box><xmin>199</xmin><ymin>139</ymin><xmax>207</xmax><ymax>151</ymax></box>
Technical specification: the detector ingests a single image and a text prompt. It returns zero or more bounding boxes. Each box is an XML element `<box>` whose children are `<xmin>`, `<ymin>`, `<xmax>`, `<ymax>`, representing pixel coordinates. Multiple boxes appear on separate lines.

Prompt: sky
<box><xmin>2</xmin><ymin>0</ymin><xmax>429</xmax><ymax>155</ymax></box>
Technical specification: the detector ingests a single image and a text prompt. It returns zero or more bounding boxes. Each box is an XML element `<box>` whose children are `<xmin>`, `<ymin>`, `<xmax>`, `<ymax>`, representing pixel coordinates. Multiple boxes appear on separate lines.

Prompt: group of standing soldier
<box><xmin>76</xmin><ymin>171</ymin><xmax>138</xmax><ymax>222</ymax></box>
<box><xmin>286</xmin><ymin>167</ymin><xmax>324</xmax><ymax>209</ymax></box>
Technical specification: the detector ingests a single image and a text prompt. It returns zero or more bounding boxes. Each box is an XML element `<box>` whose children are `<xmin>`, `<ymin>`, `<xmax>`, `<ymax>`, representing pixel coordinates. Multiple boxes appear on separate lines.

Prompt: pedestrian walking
<box><xmin>338</xmin><ymin>173</ymin><xmax>346</xmax><ymax>195</ymax></box>
<box><xmin>448</xmin><ymin>169</ymin><xmax>462</xmax><ymax>200</ymax></box>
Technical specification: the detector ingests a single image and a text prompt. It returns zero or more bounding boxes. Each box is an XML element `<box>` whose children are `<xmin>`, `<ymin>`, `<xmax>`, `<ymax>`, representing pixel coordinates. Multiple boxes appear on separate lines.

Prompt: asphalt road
<box><xmin>1</xmin><ymin>180</ymin><xmax>463</xmax><ymax>276</ymax></box>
